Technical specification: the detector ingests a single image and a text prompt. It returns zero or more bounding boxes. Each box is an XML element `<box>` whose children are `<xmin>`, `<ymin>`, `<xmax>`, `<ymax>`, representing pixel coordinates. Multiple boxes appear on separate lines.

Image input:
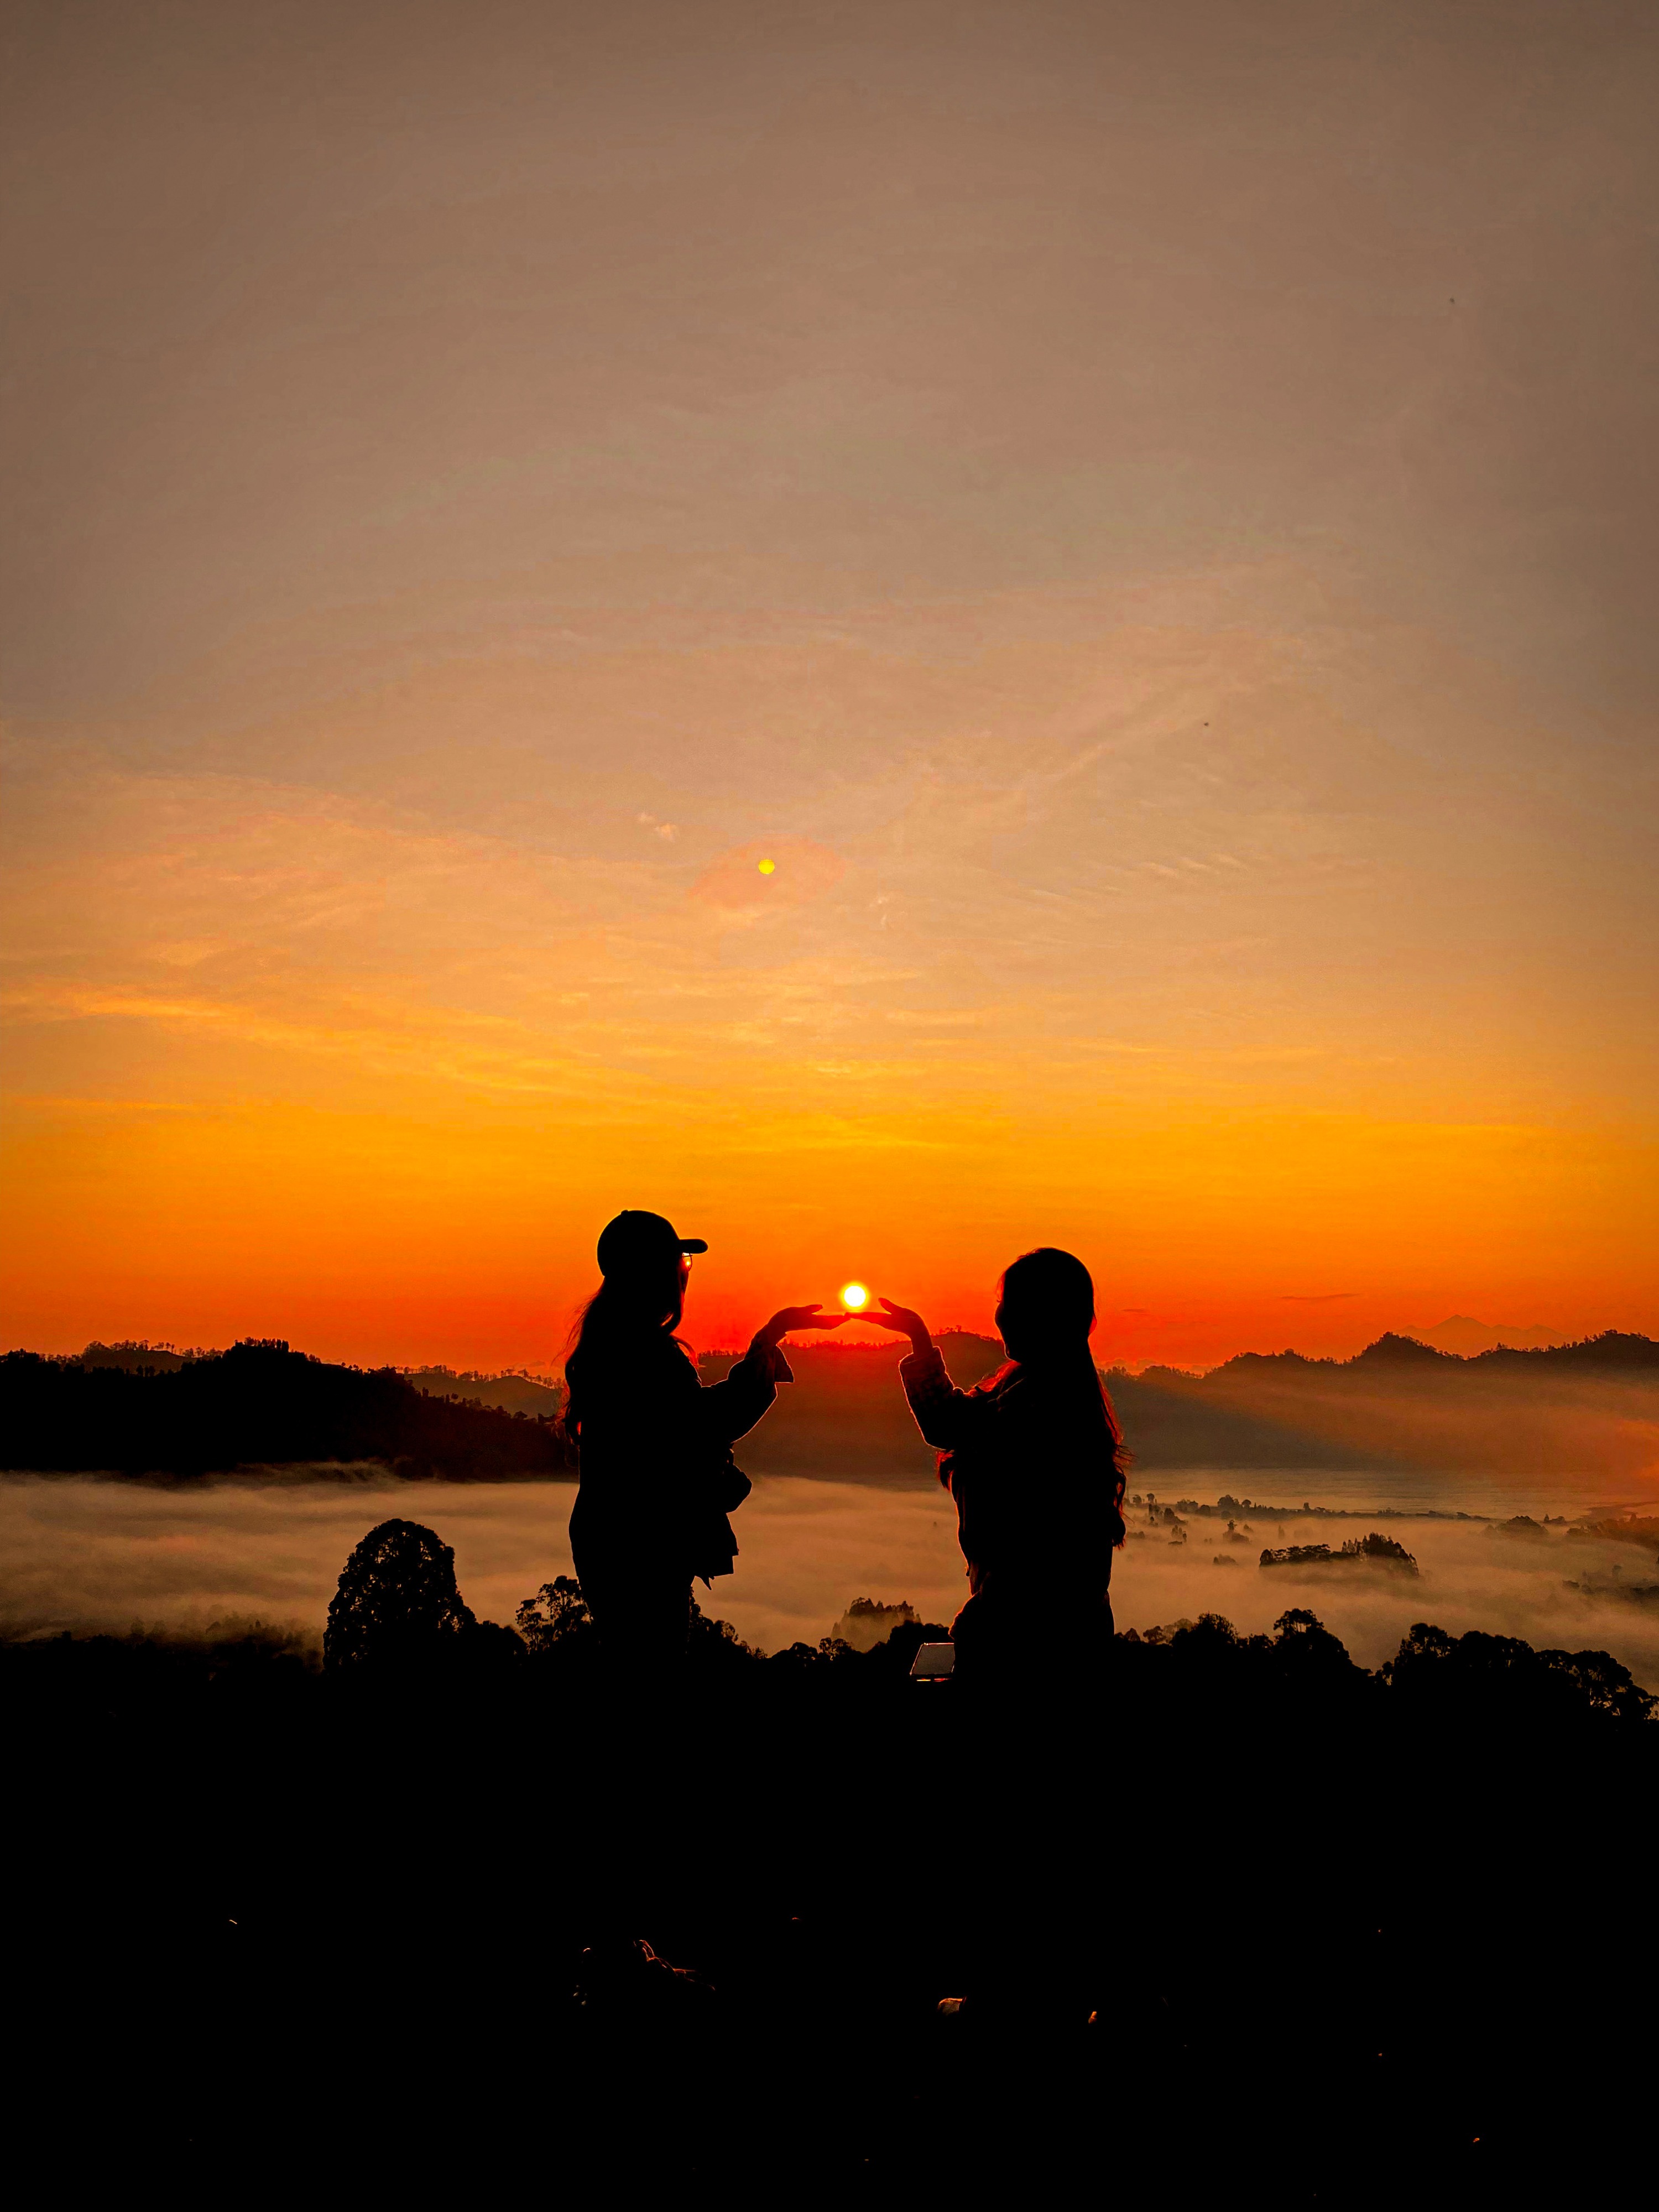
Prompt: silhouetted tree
<box><xmin>686</xmin><ymin>1594</ymin><xmax>761</xmax><ymax>1674</ymax></box>
<box><xmin>1269</xmin><ymin>1606</ymin><xmax>1356</xmax><ymax>1679</ymax></box>
<box><xmin>324</xmin><ymin>1519</ymin><xmax>477</xmax><ymax>1671</ymax></box>
<box><xmin>1381</xmin><ymin>1619</ymin><xmax>1655</xmax><ymax>1724</ymax></box>
<box><xmin>1172</xmin><ymin>1611</ymin><xmax>1256</xmax><ymax>1654</ymax></box>
<box><xmin>515</xmin><ymin>1574</ymin><xmax>594</xmax><ymax>1655</ymax></box>
<box><xmin>831</xmin><ymin>1597</ymin><xmax>921</xmax><ymax>1651</ymax></box>
<box><xmin>1272</xmin><ymin>1606</ymin><xmax>1320</xmax><ymax>1635</ymax></box>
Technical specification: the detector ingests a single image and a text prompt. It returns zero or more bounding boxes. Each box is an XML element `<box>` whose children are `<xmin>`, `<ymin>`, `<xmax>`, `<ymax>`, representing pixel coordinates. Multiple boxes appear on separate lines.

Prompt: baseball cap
<box><xmin>596</xmin><ymin>1210</ymin><xmax>708</xmax><ymax>1274</ymax></box>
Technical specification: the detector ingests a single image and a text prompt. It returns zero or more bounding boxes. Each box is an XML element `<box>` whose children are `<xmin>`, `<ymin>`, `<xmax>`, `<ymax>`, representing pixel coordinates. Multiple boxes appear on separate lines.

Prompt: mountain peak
<box><xmin>1353</xmin><ymin>1333</ymin><xmax>1451</xmax><ymax>1365</ymax></box>
<box><xmin>1415</xmin><ymin>1316</ymin><xmax>1563</xmax><ymax>1354</ymax></box>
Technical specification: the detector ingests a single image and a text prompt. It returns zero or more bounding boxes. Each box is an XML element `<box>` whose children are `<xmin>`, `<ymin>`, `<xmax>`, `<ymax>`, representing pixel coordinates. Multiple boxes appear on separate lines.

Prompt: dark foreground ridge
<box><xmin>6</xmin><ymin>1521</ymin><xmax>1656</xmax><ymax>2198</ymax></box>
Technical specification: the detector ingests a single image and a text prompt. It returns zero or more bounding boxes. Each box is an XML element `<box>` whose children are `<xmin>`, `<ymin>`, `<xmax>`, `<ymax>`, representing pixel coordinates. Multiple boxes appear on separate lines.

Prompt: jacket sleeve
<box><xmin>692</xmin><ymin>1335</ymin><xmax>791</xmax><ymax>1446</ymax></box>
<box><xmin>899</xmin><ymin>1345</ymin><xmax>992</xmax><ymax>1451</ymax></box>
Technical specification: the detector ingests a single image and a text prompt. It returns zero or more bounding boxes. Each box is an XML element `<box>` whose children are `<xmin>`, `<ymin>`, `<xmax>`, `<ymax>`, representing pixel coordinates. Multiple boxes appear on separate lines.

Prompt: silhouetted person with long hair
<box><xmin>871</xmin><ymin>1247</ymin><xmax>1127</xmax><ymax>1689</ymax></box>
<box><xmin>562</xmin><ymin>1209</ymin><xmax>843</xmax><ymax>1690</ymax></box>
<box><xmin>871</xmin><ymin>1249</ymin><xmax>1128</xmax><ymax>2025</ymax></box>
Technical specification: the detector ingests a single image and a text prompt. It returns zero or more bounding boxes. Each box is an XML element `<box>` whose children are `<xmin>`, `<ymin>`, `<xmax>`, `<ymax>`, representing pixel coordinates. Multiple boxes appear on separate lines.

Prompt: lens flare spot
<box><xmin>757</xmin><ymin>857</ymin><xmax>776</xmax><ymax>875</ymax></box>
<box><xmin>840</xmin><ymin>1281</ymin><xmax>869</xmax><ymax>1311</ymax></box>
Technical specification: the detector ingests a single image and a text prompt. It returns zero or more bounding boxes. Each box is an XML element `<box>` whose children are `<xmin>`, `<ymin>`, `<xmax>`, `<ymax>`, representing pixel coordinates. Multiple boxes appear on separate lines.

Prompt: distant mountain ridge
<box><xmin>1197</xmin><ymin>1329</ymin><xmax>1659</xmax><ymax>1379</ymax></box>
<box><xmin>1415</xmin><ymin>1316</ymin><xmax>1567</xmax><ymax>1355</ymax></box>
<box><xmin>701</xmin><ymin>1329</ymin><xmax>1659</xmax><ymax>1485</ymax></box>
<box><xmin>399</xmin><ymin>1365</ymin><xmax>563</xmax><ymax>1418</ymax></box>
<box><xmin>72</xmin><ymin>1327</ymin><xmax>1654</xmax><ymax>1387</ymax></box>
<box><xmin>1114</xmin><ymin>1329</ymin><xmax>1659</xmax><ymax>1485</ymax></box>
<box><xmin>1</xmin><ymin>1340</ymin><xmax>562</xmax><ymax>1480</ymax></box>
<box><xmin>7</xmin><ymin>1327</ymin><xmax>1656</xmax><ymax>1485</ymax></box>
<box><xmin>77</xmin><ymin>1342</ymin><xmax>565</xmax><ymax>1418</ymax></box>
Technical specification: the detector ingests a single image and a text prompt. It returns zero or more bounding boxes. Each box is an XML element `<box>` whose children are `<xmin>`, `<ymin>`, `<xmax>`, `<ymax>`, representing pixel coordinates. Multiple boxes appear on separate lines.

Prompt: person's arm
<box><xmin>693</xmin><ymin>1304</ymin><xmax>844</xmax><ymax>1444</ymax></box>
<box><xmin>867</xmin><ymin>1300</ymin><xmax>988</xmax><ymax>1451</ymax></box>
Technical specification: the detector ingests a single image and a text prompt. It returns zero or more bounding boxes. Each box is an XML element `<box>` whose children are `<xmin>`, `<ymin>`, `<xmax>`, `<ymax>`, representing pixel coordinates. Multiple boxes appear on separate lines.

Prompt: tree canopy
<box><xmin>323</xmin><ymin>1519</ymin><xmax>478</xmax><ymax>1671</ymax></box>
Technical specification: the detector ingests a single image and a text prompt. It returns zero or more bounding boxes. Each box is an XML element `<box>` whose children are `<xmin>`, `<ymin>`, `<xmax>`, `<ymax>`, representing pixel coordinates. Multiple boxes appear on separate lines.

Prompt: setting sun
<box><xmin>840</xmin><ymin>1282</ymin><xmax>870</xmax><ymax>1311</ymax></box>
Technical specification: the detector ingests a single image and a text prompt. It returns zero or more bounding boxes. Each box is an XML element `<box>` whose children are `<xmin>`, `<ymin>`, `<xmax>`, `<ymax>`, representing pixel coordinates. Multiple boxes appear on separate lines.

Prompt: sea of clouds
<box><xmin>3</xmin><ymin>1472</ymin><xmax>1657</xmax><ymax>1685</ymax></box>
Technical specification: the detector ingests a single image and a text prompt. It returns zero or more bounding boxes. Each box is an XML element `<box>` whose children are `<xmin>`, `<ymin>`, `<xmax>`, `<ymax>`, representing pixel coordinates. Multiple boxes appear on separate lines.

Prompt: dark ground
<box><xmin>7</xmin><ymin>1614</ymin><xmax>1654</xmax><ymax>2204</ymax></box>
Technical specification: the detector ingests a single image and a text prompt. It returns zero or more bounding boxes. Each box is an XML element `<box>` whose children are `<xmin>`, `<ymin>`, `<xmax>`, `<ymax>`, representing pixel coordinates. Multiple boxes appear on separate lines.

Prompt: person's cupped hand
<box><xmin>757</xmin><ymin>1304</ymin><xmax>850</xmax><ymax>1346</ymax></box>
<box><xmin>865</xmin><ymin>1299</ymin><xmax>932</xmax><ymax>1351</ymax></box>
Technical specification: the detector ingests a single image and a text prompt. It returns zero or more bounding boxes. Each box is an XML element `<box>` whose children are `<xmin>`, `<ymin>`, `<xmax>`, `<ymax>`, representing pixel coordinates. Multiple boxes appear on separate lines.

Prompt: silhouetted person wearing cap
<box><xmin>870</xmin><ymin>1247</ymin><xmax>1128</xmax><ymax>1690</ymax></box>
<box><xmin>563</xmin><ymin>1209</ymin><xmax>844</xmax><ymax>1688</ymax></box>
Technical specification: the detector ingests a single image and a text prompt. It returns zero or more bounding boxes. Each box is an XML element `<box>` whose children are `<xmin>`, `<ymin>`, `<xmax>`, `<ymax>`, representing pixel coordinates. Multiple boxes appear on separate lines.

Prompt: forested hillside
<box><xmin>0</xmin><ymin>1340</ymin><xmax>562</xmax><ymax>1480</ymax></box>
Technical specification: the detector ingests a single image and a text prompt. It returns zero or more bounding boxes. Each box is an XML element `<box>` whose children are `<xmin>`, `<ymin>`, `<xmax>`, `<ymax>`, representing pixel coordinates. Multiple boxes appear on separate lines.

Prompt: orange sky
<box><xmin>3</xmin><ymin>1</ymin><xmax>1656</xmax><ymax>1371</ymax></box>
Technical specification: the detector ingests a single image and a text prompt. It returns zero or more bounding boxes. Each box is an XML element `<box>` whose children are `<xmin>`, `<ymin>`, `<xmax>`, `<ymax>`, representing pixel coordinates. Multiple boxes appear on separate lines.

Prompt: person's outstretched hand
<box><xmin>757</xmin><ymin>1305</ymin><xmax>849</xmax><ymax>1347</ymax></box>
<box><xmin>867</xmin><ymin>1299</ymin><xmax>933</xmax><ymax>1355</ymax></box>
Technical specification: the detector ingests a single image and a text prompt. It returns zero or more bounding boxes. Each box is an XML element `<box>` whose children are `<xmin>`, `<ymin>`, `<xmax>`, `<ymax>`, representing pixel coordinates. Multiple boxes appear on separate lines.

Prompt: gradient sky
<box><xmin>3</xmin><ymin>0</ymin><xmax>1656</xmax><ymax>1368</ymax></box>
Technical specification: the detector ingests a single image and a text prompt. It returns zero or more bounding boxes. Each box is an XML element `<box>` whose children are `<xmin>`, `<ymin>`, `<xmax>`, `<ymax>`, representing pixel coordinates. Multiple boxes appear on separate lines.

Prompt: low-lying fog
<box><xmin>3</xmin><ymin>1471</ymin><xmax>1658</xmax><ymax>1686</ymax></box>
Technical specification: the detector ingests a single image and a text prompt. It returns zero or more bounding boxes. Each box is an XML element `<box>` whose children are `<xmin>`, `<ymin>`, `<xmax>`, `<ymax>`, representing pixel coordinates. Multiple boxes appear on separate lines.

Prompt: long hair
<box><xmin>994</xmin><ymin>1246</ymin><xmax>1129</xmax><ymax>1544</ymax></box>
<box><xmin>558</xmin><ymin>1251</ymin><xmax>685</xmax><ymax>1457</ymax></box>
